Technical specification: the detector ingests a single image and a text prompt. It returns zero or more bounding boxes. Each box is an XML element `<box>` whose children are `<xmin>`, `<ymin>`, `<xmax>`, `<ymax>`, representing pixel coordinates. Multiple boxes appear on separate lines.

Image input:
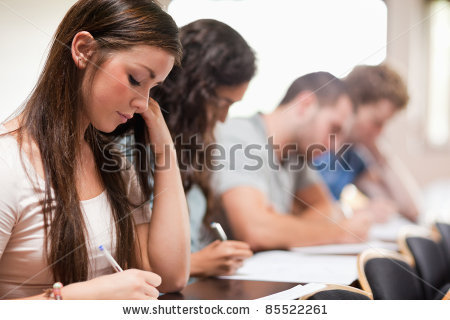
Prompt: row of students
<box><xmin>0</xmin><ymin>0</ymin><xmax>419</xmax><ymax>300</ymax></box>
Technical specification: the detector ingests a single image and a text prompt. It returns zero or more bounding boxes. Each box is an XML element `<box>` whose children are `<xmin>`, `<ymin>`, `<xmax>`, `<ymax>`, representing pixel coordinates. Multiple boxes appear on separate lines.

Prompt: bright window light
<box><xmin>427</xmin><ymin>0</ymin><xmax>450</xmax><ymax>147</ymax></box>
<box><xmin>169</xmin><ymin>0</ymin><xmax>387</xmax><ymax>117</ymax></box>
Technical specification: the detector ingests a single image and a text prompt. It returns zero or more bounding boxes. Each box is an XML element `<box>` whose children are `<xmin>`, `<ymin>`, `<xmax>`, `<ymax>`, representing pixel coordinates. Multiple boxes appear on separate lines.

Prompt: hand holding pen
<box><xmin>93</xmin><ymin>245</ymin><xmax>162</xmax><ymax>299</ymax></box>
<box><xmin>189</xmin><ymin>222</ymin><xmax>253</xmax><ymax>277</ymax></box>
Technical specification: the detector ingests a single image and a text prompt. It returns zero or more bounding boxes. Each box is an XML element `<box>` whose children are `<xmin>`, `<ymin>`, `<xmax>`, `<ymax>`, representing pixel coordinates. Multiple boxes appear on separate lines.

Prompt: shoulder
<box><xmin>215</xmin><ymin>114</ymin><xmax>266</xmax><ymax>145</ymax></box>
<box><xmin>0</xmin><ymin>132</ymin><xmax>23</xmax><ymax>175</ymax></box>
<box><xmin>0</xmin><ymin>136</ymin><xmax>22</xmax><ymax>216</ymax></box>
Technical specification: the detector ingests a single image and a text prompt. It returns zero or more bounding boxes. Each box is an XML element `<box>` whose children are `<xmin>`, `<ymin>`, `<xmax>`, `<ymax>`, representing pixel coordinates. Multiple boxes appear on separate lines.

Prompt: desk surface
<box><xmin>160</xmin><ymin>278</ymin><xmax>300</xmax><ymax>300</ymax></box>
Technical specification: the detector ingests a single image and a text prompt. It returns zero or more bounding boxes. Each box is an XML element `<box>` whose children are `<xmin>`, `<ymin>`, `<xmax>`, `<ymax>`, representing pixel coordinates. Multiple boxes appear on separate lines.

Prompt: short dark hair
<box><xmin>344</xmin><ymin>64</ymin><xmax>409</xmax><ymax>110</ymax></box>
<box><xmin>279</xmin><ymin>72</ymin><xmax>350</xmax><ymax>107</ymax></box>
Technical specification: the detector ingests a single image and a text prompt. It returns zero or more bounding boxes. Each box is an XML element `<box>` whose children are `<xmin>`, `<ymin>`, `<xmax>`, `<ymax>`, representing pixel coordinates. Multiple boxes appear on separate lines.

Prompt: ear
<box><xmin>292</xmin><ymin>91</ymin><xmax>317</xmax><ymax>115</ymax></box>
<box><xmin>71</xmin><ymin>31</ymin><xmax>96</xmax><ymax>69</ymax></box>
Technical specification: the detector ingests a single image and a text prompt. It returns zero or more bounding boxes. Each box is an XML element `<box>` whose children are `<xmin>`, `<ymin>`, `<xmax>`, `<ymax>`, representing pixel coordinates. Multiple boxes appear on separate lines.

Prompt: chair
<box><xmin>398</xmin><ymin>226</ymin><xmax>450</xmax><ymax>299</ymax></box>
<box><xmin>358</xmin><ymin>248</ymin><xmax>425</xmax><ymax>299</ymax></box>
<box><xmin>299</xmin><ymin>284</ymin><xmax>372</xmax><ymax>300</ymax></box>
<box><xmin>435</xmin><ymin>222</ymin><xmax>450</xmax><ymax>269</ymax></box>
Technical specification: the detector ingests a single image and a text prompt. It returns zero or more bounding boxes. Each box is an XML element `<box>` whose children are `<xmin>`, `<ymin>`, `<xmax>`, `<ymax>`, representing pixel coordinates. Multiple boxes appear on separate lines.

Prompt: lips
<box><xmin>117</xmin><ymin>111</ymin><xmax>133</xmax><ymax>123</ymax></box>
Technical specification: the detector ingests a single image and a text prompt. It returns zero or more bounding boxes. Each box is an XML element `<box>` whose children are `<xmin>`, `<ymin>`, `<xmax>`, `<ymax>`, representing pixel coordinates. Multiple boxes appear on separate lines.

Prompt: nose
<box><xmin>218</xmin><ymin>107</ymin><xmax>230</xmax><ymax>123</ymax></box>
<box><xmin>131</xmin><ymin>93</ymin><xmax>149</xmax><ymax>114</ymax></box>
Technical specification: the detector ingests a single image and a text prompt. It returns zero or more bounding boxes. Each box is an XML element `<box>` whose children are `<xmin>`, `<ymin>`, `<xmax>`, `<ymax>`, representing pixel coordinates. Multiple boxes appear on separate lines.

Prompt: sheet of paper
<box><xmin>369</xmin><ymin>216</ymin><xmax>414</xmax><ymax>242</ymax></box>
<box><xmin>256</xmin><ymin>283</ymin><xmax>326</xmax><ymax>300</ymax></box>
<box><xmin>219</xmin><ymin>250</ymin><xmax>358</xmax><ymax>285</ymax></box>
<box><xmin>290</xmin><ymin>240</ymin><xmax>398</xmax><ymax>255</ymax></box>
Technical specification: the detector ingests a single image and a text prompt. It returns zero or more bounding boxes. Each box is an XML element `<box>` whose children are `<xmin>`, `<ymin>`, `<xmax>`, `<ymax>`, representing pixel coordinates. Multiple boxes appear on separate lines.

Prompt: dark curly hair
<box><xmin>151</xmin><ymin>19</ymin><xmax>256</xmax><ymax>225</ymax></box>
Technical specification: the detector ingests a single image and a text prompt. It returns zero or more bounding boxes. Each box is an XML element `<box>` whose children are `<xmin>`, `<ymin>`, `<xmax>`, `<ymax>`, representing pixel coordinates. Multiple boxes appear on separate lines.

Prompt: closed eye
<box><xmin>128</xmin><ymin>75</ymin><xmax>141</xmax><ymax>87</ymax></box>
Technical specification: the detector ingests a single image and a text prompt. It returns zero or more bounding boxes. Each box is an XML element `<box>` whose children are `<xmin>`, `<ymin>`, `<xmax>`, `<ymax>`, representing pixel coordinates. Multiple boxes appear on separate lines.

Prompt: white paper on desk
<box><xmin>219</xmin><ymin>250</ymin><xmax>357</xmax><ymax>285</ymax></box>
<box><xmin>369</xmin><ymin>216</ymin><xmax>414</xmax><ymax>242</ymax></box>
<box><xmin>257</xmin><ymin>283</ymin><xmax>326</xmax><ymax>300</ymax></box>
<box><xmin>291</xmin><ymin>240</ymin><xmax>398</xmax><ymax>255</ymax></box>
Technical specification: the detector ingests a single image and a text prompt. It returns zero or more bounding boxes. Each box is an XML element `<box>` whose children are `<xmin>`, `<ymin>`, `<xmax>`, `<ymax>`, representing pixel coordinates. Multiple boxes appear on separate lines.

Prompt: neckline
<box><xmin>80</xmin><ymin>190</ymin><xmax>107</xmax><ymax>204</ymax></box>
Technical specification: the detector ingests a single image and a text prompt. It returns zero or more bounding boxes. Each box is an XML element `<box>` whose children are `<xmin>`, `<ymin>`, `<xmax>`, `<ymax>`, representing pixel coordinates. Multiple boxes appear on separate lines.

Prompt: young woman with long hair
<box><xmin>0</xmin><ymin>0</ymin><xmax>189</xmax><ymax>299</ymax></box>
<box><xmin>151</xmin><ymin>19</ymin><xmax>256</xmax><ymax>277</ymax></box>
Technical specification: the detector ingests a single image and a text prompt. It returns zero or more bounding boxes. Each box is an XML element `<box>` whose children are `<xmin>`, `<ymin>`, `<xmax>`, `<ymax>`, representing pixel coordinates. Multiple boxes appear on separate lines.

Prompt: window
<box><xmin>169</xmin><ymin>0</ymin><xmax>387</xmax><ymax>117</ymax></box>
<box><xmin>426</xmin><ymin>0</ymin><xmax>450</xmax><ymax>147</ymax></box>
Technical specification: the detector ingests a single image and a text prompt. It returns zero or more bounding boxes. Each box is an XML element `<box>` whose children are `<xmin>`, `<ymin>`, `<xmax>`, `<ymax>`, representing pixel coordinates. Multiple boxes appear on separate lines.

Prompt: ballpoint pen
<box><xmin>210</xmin><ymin>222</ymin><xmax>228</xmax><ymax>241</ymax></box>
<box><xmin>98</xmin><ymin>245</ymin><xmax>123</xmax><ymax>272</ymax></box>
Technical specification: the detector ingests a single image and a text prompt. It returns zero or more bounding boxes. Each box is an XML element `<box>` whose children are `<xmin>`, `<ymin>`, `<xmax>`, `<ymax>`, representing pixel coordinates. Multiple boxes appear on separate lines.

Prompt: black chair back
<box><xmin>365</xmin><ymin>257</ymin><xmax>424</xmax><ymax>299</ymax></box>
<box><xmin>358</xmin><ymin>249</ymin><xmax>425</xmax><ymax>300</ymax></box>
<box><xmin>404</xmin><ymin>236</ymin><xmax>449</xmax><ymax>299</ymax></box>
<box><xmin>436</xmin><ymin>222</ymin><xmax>450</xmax><ymax>269</ymax></box>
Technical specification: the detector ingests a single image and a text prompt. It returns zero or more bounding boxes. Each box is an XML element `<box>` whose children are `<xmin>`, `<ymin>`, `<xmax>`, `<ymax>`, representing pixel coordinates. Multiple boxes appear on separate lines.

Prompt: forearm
<box><xmin>359</xmin><ymin>162</ymin><xmax>419</xmax><ymax>221</ymax></box>
<box><xmin>293</xmin><ymin>201</ymin><xmax>338</xmax><ymax>221</ymax></box>
<box><xmin>292</xmin><ymin>183</ymin><xmax>336</xmax><ymax>219</ymax></box>
<box><xmin>362</xmin><ymin>145</ymin><xmax>420</xmax><ymax>221</ymax></box>
<box><xmin>148</xmin><ymin>148</ymin><xmax>190</xmax><ymax>292</ymax></box>
<box><xmin>233</xmin><ymin>210</ymin><xmax>345</xmax><ymax>250</ymax></box>
<box><xmin>378</xmin><ymin>164</ymin><xmax>420</xmax><ymax>221</ymax></box>
<box><xmin>190</xmin><ymin>251</ymin><xmax>208</xmax><ymax>278</ymax></box>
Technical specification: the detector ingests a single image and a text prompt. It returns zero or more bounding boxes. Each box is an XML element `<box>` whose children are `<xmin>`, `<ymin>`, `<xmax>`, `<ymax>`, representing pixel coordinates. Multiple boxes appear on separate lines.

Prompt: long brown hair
<box><xmin>152</xmin><ymin>19</ymin><xmax>256</xmax><ymax>225</ymax></box>
<box><xmin>11</xmin><ymin>0</ymin><xmax>181</xmax><ymax>284</ymax></box>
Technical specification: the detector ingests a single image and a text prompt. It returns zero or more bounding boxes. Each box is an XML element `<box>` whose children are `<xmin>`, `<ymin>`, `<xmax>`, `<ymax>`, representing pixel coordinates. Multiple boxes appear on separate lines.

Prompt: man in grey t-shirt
<box><xmin>213</xmin><ymin>72</ymin><xmax>372</xmax><ymax>250</ymax></box>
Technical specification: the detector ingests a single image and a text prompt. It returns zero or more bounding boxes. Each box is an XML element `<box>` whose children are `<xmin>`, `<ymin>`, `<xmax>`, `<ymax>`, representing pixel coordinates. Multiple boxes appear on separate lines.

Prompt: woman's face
<box><xmin>207</xmin><ymin>82</ymin><xmax>250</xmax><ymax>124</ymax></box>
<box><xmin>83</xmin><ymin>45</ymin><xmax>175</xmax><ymax>133</ymax></box>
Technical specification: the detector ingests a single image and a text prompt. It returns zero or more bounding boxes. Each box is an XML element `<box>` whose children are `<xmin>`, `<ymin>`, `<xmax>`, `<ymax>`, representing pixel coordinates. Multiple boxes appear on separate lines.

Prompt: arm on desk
<box><xmin>355</xmin><ymin>162</ymin><xmax>420</xmax><ymax>222</ymax></box>
<box><xmin>291</xmin><ymin>183</ymin><xmax>338</xmax><ymax>220</ymax></box>
<box><xmin>221</xmin><ymin>186</ymin><xmax>372</xmax><ymax>251</ymax></box>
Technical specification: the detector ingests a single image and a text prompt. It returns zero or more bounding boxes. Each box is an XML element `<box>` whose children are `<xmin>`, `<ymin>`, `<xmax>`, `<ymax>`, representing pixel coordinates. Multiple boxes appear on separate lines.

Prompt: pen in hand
<box><xmin>98</xmin><ymin>245</ymin><xmax>123</xmax><ymax>272</ymax></box>
<box><xmin>210</xmin><ymin>222</ymin><xmax>228</xmax><ymax>241</ymax></box>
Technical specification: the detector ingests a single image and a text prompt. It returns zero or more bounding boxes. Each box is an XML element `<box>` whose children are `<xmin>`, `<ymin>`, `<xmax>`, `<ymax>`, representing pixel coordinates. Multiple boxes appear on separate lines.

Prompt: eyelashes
<box><xmin>128</xmin><ymin>74</ymin><xmax>141</xmax><ymax>86</ymax></box>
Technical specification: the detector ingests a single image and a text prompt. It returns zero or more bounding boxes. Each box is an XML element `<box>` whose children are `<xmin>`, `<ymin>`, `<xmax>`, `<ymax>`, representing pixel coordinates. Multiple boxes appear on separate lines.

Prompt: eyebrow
<box><xmin>137</xmin><ymin>63</ymin><xmax>163</xmax><ymax>85</ymax></box>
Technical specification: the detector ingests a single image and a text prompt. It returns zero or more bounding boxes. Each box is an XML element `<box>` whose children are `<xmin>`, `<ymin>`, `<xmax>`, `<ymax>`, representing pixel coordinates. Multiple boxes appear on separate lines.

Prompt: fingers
<box><xmin>221</xmin><ymin>259</ymin><xmax>245</xmax><ymax>276</ymax></box>
<box><xmin>143</xmin><ymin>284</ymin><xmax>160</xmax><ymax>299</ymax></box>
<box><xmin>129</xmin><ymin>269</ymin><xmax>161</xmax><ymax>298</ymax></box>
<box><xmin>148</xmin><ymin>97</ymin><xmax>161</xmax><ymax>111</ymax></box>
<box><xmin>223</xmin><ymin>240</ymin><xmax>252</xmax><ymax>250</ymax></box>
<box><xmin>229</xmin><ymin>248</ymin><xmax>253</xmax><ymax>259</ymax></box>
<box><xmin>209</xmin><ymin>240</ymin><xmax>222</xmax><ymax>248</ymax></box>
<box><xmin>216</xmin><ymin>241</ymin><xmax>253</xmax><ymax>259</ymax></box>
<box><xmin>138</xmin><ymin>97</ymin><xmax>161</xmax><ymax>125</ymax></box>
<box><xmin>143</xmin><ymin>271</ymin><xmax>162</xmax><ymax>288</ymax></box>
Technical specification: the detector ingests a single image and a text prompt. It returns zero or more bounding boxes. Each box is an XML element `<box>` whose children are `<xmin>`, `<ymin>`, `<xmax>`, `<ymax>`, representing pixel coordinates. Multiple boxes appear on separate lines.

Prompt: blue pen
<box><xmin>99</xmin><ymin>245</ymin><xmax>123</xmax><ymax>272</ymax></box>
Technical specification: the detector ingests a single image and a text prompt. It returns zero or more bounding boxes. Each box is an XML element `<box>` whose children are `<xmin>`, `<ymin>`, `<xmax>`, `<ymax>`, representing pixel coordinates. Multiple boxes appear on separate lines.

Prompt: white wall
<box><xmin>0</xmin><ymin>0</ymin><xmax>77</xmax><ymax>121</ymax></box>
<box><xmin>169</xmin><ymin>0</ymin><xmax>387</xmax><ymax>118</ymax></box>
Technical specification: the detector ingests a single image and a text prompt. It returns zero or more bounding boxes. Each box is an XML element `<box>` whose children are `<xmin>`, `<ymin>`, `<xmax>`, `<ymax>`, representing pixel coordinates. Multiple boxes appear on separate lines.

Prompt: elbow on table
<box><xmin>160</xmin><ymin>270</ymin><xmax>189</xmax><ymax>293</ymax></box>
